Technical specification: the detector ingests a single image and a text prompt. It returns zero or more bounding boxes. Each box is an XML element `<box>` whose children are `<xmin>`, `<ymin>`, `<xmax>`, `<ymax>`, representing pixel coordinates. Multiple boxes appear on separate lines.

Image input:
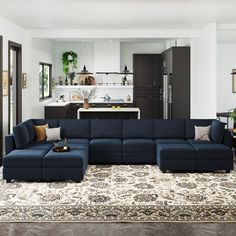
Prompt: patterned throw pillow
<box><xmin>194</xmin><ymin>125</ymin><xmax>211</xmax><ymax>141</ymax></box>
<box><xmin>33</xmin><ymin>124</ymin><xmax>49</xmax><ymax>141</ymax></box>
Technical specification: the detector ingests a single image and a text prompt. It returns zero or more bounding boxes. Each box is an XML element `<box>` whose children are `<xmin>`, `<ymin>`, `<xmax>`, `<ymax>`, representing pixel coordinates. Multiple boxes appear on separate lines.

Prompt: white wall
<box><xmin>54</xmin><ymin>41</ymin><xmax>94</xmax><ymax>79</ymax></box>
<box><xmin>0</xmin><ymin>16</ymin><xmax>55</xmax><ymax>154</ymax></box>
<box><xmin>190</xmin><ymin>23</ymin><xmax>217</xmax><ymax>119</ymax></box>
<box><xmin>29</xmin><ymin>39</ymin><xmax>55</xmax><ymax>118</ymax></box>
<box><xmin>94</xmin><ymin>40</ymin><xmax>120</xmax><ymax>72</ymax></box>
<box><xmin>217</xmin><ymin>43</ymin><xmax>236</xmax><ymax>127</ymax></box>
<box><xmin>120</xmin><ymin>42</ymin><xmax>165</xmax><ymax>71</ymax></box>
<box><xmin>0</xmin><ymin>16</ymin><xmax>31</xmax><ymax>150</ymax></box>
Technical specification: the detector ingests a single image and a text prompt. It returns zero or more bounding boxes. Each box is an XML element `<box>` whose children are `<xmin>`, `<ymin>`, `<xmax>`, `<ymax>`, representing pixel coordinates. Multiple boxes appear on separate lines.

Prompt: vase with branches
<box><xmin>81</xmin><ymin>87</ymin><xmax>97</xmax><ymax>109</ymax></box>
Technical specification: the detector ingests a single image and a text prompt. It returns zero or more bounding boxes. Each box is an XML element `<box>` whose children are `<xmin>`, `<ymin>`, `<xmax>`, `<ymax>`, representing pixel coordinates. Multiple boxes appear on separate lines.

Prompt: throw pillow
<box><xmin>33</xmin><ymin>124</ymin><xmax>49</xmax><ymax>141</ymax></box>
<box><xmin>45</xmin><ymin>127</ymin><xmax>61</xmax><ymax>141</ymax></box>
<box><xmin>194</xmin><ymin>125</ymin><xmax>211</xmax><ymax>141</ymax></box>
<box><xmin>211</xmin><ymin>120</ymin><xmax>225</xmax><ymax>143</ymax></box>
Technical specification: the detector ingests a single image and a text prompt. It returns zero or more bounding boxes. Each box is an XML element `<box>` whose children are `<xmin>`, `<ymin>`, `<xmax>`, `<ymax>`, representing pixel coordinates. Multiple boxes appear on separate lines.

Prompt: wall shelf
<box><xmin>55</xmin><ymin>85</ymin><xmax>133</xmax><ymax>89</ymax></box>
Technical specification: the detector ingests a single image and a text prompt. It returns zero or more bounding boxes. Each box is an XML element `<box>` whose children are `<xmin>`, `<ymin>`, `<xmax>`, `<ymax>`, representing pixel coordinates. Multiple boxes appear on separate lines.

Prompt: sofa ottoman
<box><xmin>3</xmin><ymin>149</ymin><xmax>48</xmax><ymax>182</ymax></box>
<box><xmin>43</xmin><ymin>145</ymin><xmax>88</xmax><ymax>181</ymax></box>
<box><xmin>157</xmin><ymin>143</ymin><xmax>197</xmax><ymax>172</ymax></box>
<box><xmin>191</xmin><ymin>143</ymin><xmax>234</xmax><ymax>172</ymax></box>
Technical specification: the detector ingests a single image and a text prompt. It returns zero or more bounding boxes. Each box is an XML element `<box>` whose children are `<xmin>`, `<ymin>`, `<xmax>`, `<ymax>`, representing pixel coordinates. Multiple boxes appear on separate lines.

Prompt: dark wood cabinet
<box><xmin>162</xmin><ymin>47</ymin><xmax>190</xmax><ymax>119</ymax></box>
<box><xmin>45</xmin><ymin>104</ymin><xmax>70</xmax><ymax>119</ymax></box>
<box><xmin>133</xmin><ymin>54</ymin><xmax>162</xmax><ymax>119</ymax></box>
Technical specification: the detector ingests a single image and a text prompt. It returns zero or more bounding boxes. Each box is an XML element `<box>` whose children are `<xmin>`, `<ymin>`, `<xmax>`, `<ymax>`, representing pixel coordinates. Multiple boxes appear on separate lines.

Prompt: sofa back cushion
<box><xmin>154</xmin><ymin>119</ymin><xmax>186</xmax><ymax>139</ymax></box>
<box><xmin>24</xmin><ymin>119</ymin><xmax>35</xmax><ymax>141</ymax></box>
<box><xmin>60</xmin><ymin>119</ymin><xmax>90</xmax><ymax>138</ymax></box>
<box><xmin>123</xmin><ymin>120</ymin><xmax>154</xmax><ymax>138</ymax></box>
<box><xmin>13</xmin><ymin>123</ymin><xmax>31</xmax><ymax>149</ymax></box>
<box><xmin>91</xmin><ymin>120</ymin><xmax>122</xmax><ymax>138</ymax></box>
<box><xmin>32</xmin><ymin>119</ymin><xmax>59</xmax><ymax>128</ymax></box>
<box><xmin>186</xmin><ymin>119</ymin><xmax>213</xmax><ymax>139</ymax></box>
<box><xmin>211</xmin><ymin>120</ymin><xmax>225</xmax><ymax>143</ymax></box>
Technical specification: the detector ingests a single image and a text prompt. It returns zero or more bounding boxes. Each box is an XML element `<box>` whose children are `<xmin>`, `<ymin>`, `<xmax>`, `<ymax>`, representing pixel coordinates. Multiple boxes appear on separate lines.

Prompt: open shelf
<box><xmin>55</xmin><ymin>85</ymin><xmax>133</xmax><ymax>89</ymax></box>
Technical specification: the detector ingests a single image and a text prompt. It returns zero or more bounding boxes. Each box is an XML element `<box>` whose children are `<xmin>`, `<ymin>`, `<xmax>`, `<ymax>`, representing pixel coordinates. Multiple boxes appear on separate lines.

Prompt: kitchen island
<box><xmin>78</xmin><ymin>107</ymin><xmax>140</xmax><ymax>119</ymax></box>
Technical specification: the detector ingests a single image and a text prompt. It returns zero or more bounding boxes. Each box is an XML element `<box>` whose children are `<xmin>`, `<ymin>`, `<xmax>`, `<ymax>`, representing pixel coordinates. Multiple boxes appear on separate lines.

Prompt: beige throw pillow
<box><xmin>194</xmin><ymin>125</ymin><xmax>211</xmax><ymax>141</ymax></box>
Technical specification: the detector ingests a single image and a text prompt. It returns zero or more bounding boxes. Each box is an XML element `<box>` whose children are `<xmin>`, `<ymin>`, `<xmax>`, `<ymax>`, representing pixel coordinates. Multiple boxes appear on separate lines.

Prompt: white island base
<box><xmin>77</xmin><ymin>108</ymin><xmax>140</xmax><ymax>119</ymax></box>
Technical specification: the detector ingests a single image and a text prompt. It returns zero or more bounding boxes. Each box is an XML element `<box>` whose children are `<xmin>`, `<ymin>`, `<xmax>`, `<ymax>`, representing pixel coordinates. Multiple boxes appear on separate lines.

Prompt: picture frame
<box><xmin>3</xmin><ymin>71</ymin><xmax>8</xmax><ymax>96</ymax></box>
<box><xmin>22</xmin><ymin>73</ymin><xmax>27</xmax><ymax>89</ymax></box>
<box><xmin>69</xmin><ymin>91</ymin><xmax>81</xmax><ymax>101</ymax></box>
<box><xmin>232</xmin><ymin>69</ymin><xmax>236</xmax><ymax>93</ymax></box>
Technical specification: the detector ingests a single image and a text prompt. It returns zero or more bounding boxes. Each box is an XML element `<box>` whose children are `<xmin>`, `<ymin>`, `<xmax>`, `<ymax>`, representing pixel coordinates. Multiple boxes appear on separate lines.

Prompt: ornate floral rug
<box><xmin>0</xmin><ymin>165</ymin><xmax>236</xmax><ymax>222</ymax></box>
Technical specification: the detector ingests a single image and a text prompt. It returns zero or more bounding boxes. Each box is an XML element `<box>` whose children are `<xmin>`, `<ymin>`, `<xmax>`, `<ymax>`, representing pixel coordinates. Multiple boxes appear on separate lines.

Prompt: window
<box><xmin>39</xmin><ymin>62</ymin><xmax>52</xmax><ymax>100</ymax></box>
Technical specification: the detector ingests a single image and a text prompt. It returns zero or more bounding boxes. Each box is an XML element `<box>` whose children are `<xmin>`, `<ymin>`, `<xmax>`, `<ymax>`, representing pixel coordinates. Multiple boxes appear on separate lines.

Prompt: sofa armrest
<box><xmin>223</xmin><ymin>130</ymin><xmax>232</xmax><ymax>148</ymax></box>
<box><xmin>5</xmin><ymin>134</ymin><xmax>16</xmax><ymax>154</ymax></box>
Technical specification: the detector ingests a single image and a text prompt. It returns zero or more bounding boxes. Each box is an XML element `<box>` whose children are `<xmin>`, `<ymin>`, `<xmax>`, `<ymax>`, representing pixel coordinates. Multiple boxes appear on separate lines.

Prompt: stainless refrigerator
<box><xmin>163</xmin><ymin>74</ymin><xmax>173</xmax><ymax>119</ymax></box>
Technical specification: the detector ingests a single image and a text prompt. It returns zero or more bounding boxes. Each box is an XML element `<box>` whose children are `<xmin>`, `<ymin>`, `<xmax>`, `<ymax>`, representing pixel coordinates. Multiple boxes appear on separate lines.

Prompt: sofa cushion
<box><xmin>186</xmin><ymin>119</ymin><xmax>213</xmax><ymax>139</ymax></box>
<box><xmin>67</xmin><ymin>139</ymin><xmax>89</xmax><ymax>144</ymax></box>
<box><xmin>123</xmin><ymin>139</ymin><xmax>155</xmax><ymax>153</ymax></box>
<box><xmin>154</xmin><ymin>119</ymin><xmax>186</xmax><ymax>139</ymax></box>
<box><xmin>155</xmin><ymin>139</ymin><xmax>187</xmax><ymax>144</ymax></box>
<box><xmin>32</xmin><ymin>119</ymin><xmax>59</xmax><ymax>128</ymax></box>
<box><xmin>13</xmin><ymin>123</ymin><xmax>31</xmax><ymax>149</ymax></box>
<box><xmin>25</xmin><ymin>142</ymin><xmax>53</xmax><ymax>150</ymax></box>
<box><xmin>123</xmin><ymin>120</ymin><xmax>154</xmax><ymax>138</ymax></box>
<box><xmin>157</xmin><ymin>143</ymin><xmax>196</xmax><ymax>160</ymax></box>
<box><xmin>43</xmin><ymin>148</ymin><xmax>88</xmax><ymax>168</ymax></box>
<box><xmin>60</xmin><ymin>119</ymin><xmax>90</xmax><ymax>138</ymax></box>
<box><xmin>187</xmin><ymin>139</ymin><xmax>213</xmax><ymax>145</ymax></box>
<box><xmin>191</xmin><ymin>143</ymin><xmax>233</xmax><ymax>160</ymax></box>
<box><xmin>211</xmin><ymin>120</ymin><xmax>225</xmax><ymax>144</ymax></box>
<box><xmin>90</xmin><ymin>139</ymin><xmax>122</xmax><ymax>153</ymax></box>
<box><xmin>4</xmin><ymin>149</ymin><xmax>47</xmax><ymax>168</ymax></box>
<box><xmin>91</xmin><ymin>120</ymin><xmax>122</xmax><ymax>138</ymax></box>
<box><xmin>24</xmin><ymin>119</ymin><xmax>35</xmax><ymax>141</ymax></box>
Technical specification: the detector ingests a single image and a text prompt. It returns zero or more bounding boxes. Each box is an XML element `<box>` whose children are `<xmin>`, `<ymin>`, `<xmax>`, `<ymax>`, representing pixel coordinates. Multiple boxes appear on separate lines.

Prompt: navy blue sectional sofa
<box><xmin>3</xmin><ymin>119</ymin><xmax>233</xmax><ymax>182</ymax></box>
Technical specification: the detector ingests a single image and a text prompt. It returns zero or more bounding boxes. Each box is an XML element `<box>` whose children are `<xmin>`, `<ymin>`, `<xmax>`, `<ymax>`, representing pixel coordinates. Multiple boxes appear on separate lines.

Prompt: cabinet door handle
<box><xmin>153</xmin><ymin>81</ymin><xmax>156</xmax><ymax>86</ymax></box>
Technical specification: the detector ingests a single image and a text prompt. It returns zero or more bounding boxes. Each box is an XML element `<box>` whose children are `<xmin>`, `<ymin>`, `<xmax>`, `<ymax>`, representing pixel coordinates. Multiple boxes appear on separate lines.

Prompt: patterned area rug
<box><xmin>0</xmin><ymin>165</ymin><xmax>236</xmax><ymax>222</ymax></box>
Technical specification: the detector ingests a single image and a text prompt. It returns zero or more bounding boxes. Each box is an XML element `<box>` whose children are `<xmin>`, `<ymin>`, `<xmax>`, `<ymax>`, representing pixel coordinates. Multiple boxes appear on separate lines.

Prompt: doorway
<box><xmin>0</xmin><ymin>35</ymin><xmax>2</xmax><ymax>165</ymax></box>
<box><xmin>8</xmin><ymin>41</ymin><xmax>22</xmax><ymax>133</ymax></box>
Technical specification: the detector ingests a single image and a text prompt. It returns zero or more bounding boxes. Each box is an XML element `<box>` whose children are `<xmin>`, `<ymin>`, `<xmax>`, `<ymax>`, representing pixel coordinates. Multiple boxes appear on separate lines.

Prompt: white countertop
<box><xmin>78</xmin><ymin>108</ymin><xmax>140</xmax><ymax>112</ymax></box>
<box><xmin>45</xmin><ymin>101</ymin><xmax>71</xmax><ymax>107</ymax></box>
<box><xmin>78</xmin><ymin>107</ymin><xmax>140</xmax><ymax>119</ymax></box>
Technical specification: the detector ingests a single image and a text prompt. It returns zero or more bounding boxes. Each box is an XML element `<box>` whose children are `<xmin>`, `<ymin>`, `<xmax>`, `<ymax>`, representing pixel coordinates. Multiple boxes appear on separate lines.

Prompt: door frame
<box><xmin>8</xmin><ymin>41</ymin><xmax>22</xmax><ymax>133</ymax></box>
<box><xmin>0</xmin><ymin>35</ymin><xmax>3</xmax><ymax>165</ymax></box>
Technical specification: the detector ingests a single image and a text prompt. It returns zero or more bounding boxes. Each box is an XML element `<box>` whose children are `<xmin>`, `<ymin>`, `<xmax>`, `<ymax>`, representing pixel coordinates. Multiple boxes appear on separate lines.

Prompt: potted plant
<box><xmin>229</xmin><ymin>108</ymin><xmax>236</xmax><ymax>132</ymax></box>
<box><xmin>62</xmin><ymin>51</ymin><xmax>78</xmax><ymax>85</ymax></box>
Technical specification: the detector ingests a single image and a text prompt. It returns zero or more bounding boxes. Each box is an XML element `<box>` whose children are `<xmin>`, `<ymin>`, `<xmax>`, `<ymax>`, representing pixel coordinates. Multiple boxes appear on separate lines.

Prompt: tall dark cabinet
<box><xmin>162</xmin><ymin>47</ymin><xmax>190</xmax><ymax>119</ymax></box>
<box><xmin>133</xmin><ymin>54</ymin><xmax>162</xmax><ymax>119</ymax></box>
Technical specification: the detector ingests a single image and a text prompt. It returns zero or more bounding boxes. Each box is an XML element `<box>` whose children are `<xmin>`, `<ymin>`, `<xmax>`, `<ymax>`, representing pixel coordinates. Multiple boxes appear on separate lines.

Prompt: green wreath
<box><xmin>62</xmin><ymin>51</ymin><xmax>78</xmax><ymax>76</ymax></box>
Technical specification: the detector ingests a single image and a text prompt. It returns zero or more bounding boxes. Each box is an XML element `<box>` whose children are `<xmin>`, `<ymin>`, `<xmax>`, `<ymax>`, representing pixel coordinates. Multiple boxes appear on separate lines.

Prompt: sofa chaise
<box><xmin>3</xmin><ymin>119</ymin><xmax>233</xmax><ymax>182</ymax></box>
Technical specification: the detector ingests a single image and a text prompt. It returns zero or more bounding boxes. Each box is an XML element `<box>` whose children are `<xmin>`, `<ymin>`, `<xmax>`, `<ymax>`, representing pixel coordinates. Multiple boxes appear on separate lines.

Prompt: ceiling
<box><xmin>0</xmin><ymin>0</ymin><xmax>236</xmax><ymax>30</ymax></box>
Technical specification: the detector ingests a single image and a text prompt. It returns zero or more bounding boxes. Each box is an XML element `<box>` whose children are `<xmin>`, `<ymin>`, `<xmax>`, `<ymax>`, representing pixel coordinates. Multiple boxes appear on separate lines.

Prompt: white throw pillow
<box><xmin>194</xmin><ymin>125</ymin><xmax>211</xmax><ymax>141</ymax></box>
<box><xmin>45</xmin><ymin>127</ymin><xmax>61</xmax><ymax>141</ymax></box>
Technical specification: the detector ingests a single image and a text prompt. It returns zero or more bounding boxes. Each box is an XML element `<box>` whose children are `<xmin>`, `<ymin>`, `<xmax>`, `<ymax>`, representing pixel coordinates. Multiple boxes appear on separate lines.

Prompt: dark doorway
<box><xmin>8</xmin><ymin>41</ymin><xmax>22</xmax><ymax>133</ymax></box>
<box><xmin>0</xmin><ymin>35</ymin><xmax>3</xmax><ymax>166</ymax></box>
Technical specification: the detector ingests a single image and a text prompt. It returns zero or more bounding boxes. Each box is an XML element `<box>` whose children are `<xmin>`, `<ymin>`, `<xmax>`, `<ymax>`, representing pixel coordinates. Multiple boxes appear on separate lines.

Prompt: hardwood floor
<box><xmin>0</xmin><ymin>223</ymin><xmax>236</xmax><ymax>236</ymax></box>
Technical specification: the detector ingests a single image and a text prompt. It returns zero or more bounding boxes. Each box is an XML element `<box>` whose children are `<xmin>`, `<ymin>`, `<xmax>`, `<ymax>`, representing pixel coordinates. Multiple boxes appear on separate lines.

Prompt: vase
<box><xmin>83</xmin><ymin>99</ymin><xmax>90</xmax><ymax>109</ymax></box>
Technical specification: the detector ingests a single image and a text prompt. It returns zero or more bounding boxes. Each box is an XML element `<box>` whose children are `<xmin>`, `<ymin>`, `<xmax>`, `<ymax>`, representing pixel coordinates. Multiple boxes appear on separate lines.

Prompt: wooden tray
<box><xmin>53</xmin><ymin>146</ymin><xmax>71</xmax><ymax>152</ymax></box>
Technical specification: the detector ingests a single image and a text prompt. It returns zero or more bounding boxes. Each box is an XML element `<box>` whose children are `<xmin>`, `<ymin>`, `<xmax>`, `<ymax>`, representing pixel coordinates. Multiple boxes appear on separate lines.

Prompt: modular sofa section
<box><xmin>3</xmin><ymin>149</ymin><xmax>48</xmax><ymax>181</ymax></box>
<box><xmin>89</xmin><ymin>120</ymin><xmax>123</xmax><ymax>164</ymax></box>
<box><xmin>122</xmin><ymin>120</ymin><xmax>155</xmax><ymax>164</ymax></box>
<box><xmin>157</xmin><ymin>143</ymin><xmax>197</xmax><ymax>171</ymax></box>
